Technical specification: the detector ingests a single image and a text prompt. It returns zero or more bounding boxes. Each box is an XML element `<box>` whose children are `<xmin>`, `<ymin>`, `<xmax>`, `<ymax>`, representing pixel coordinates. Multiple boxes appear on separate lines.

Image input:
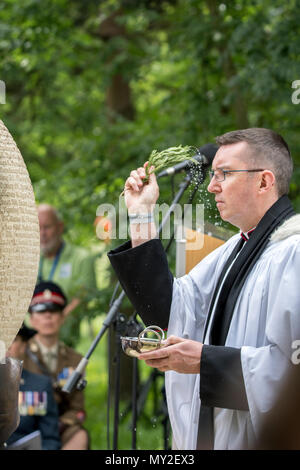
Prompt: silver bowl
<box><xmin>121</xmin><ymin>325</ymin><xmax>165</xmax><ymax>358</ymax></box>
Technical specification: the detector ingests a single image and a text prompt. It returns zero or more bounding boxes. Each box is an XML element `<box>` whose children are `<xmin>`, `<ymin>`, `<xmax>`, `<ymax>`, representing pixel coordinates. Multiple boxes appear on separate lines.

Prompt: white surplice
<box><xmin>165</xmin><ymin>214</ymin><xmax>300</xmax><ymax>450</ymax></box>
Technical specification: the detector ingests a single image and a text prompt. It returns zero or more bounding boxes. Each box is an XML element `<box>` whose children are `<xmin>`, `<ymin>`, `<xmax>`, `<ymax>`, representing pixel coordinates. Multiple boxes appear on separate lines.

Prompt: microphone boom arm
<box><xmin>62</xmin><ymin>291</ymin><xmax>126</xmax><ymax>393</ymax></box>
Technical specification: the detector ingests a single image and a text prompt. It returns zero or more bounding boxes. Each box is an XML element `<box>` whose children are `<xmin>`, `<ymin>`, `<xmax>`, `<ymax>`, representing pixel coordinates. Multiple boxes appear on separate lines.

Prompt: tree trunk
<box><xmin>205</xmin><ymin>0</ymin><xmax>250</xmax><ymax>128</ymax></box>
<box><xmin>99</xmin><ymin>10</ymin><xmax>135</xmax><ymax>121</ymax></box>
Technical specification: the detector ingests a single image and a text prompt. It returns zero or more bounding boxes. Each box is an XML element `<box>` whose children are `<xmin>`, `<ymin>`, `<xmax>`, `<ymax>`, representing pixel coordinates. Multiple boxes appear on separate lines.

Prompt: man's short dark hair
<box><xmin>215</xmin><ymin>128</ymin><xmax>293</xmax><ymax>197</ymax></box>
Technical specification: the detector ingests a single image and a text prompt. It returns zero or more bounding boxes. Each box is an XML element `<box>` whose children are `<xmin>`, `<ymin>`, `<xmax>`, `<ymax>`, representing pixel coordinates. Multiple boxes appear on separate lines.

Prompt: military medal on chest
<box><xmin>19</xmin><ymin>391</ymin><xmax>47</xmax><ymax>416</ymax></box>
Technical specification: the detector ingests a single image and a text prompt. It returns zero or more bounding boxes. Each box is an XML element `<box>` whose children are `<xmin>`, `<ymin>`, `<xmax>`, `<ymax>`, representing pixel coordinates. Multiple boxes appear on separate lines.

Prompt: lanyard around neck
<box><xmin>38</xmin><ymin>241</ymin><xmax>65</xmax><ymax>281</ymax></box>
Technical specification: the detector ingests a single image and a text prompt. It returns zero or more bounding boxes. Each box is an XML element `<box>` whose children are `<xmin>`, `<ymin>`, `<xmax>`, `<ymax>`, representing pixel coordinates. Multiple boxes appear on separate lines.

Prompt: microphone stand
<box><xmin>62</xmin><ymin>289</ymin><xmax>126</xmax><ymax>395</ymax></box>
<box><xmin>63</xmin><ymin>169</ymin><xmax>199</xmax><ymax>449</ymax></box>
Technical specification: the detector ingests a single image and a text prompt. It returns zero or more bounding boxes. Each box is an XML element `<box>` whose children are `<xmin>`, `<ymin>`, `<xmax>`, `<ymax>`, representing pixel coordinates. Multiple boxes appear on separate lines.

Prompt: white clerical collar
<box><xmin>240</xmin><ymin>226</ymin><xmax>256</xmax><ymax>241</ymax></box>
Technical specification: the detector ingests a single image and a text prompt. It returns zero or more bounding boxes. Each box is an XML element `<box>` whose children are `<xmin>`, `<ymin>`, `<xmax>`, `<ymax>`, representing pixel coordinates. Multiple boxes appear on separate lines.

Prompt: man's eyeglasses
<box><xmin>209</xmin><ymin>168</ymin><xmax>265</xmax><ymax>182</ymax></box>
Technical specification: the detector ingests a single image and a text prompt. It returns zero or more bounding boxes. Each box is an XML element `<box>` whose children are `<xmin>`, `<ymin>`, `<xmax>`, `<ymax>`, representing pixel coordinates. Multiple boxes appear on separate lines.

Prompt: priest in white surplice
<box><xmin>108</xmin><ymin>128</ymin><xmax>300</xmax><ymax>450</ymax></box>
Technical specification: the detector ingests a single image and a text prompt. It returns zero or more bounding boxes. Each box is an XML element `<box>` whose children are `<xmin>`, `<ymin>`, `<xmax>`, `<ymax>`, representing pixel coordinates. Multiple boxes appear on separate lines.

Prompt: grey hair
<box><xmin>37</xmin><ymin>204</ymin><xmax>63</xmax><ymax>223</ymax></box>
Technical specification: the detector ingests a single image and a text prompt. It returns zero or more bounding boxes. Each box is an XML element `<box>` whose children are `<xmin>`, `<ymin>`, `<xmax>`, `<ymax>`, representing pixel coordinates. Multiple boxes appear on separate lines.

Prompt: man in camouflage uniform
<box><xmin>24</xmin><ymin>281</ymin><xmax>89</xmax><ymax>450</ymax></box>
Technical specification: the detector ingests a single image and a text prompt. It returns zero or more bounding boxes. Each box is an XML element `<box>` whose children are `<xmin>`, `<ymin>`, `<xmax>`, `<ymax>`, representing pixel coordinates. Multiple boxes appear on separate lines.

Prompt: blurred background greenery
<box><xmin>1</xmin><ymin>0</ymin><xmax>300</xmax><ymax>450</ymax></box>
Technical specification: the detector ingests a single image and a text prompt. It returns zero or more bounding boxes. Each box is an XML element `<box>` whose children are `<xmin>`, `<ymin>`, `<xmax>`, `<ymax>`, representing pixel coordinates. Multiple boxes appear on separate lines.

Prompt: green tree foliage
<box><xmin>1</xmin><ymin>0</ymin><xmax>299</xmax><ymax>448</ymax></box>
<box><xmin>1</xmin><ymin>0</ymin><xmax>299</xmax><ymax>286</ymax></box>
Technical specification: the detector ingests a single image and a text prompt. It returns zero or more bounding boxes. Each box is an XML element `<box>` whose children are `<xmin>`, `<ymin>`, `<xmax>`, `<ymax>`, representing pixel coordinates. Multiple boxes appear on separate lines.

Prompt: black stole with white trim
<box><xmin>205</xmin><ymin>194</ymin><xmax>295</xmax><ymax>346</ymax></box>
<box><xmin>197</xmin><ymin>195</ymin><xmax>295</xmax><ymax>450</ymax></box>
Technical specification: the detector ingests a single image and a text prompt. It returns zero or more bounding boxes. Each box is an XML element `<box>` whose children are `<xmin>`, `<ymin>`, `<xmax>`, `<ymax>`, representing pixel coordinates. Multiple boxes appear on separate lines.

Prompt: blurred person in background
<box><xmin>6</xmin><ymin>325</ymin><xmax>61</xmax><ymax>450</ymax></box>
<box><xmin>24</xmin><ymin>281</ymin><xmax>89</xmax><ymax>450</ymax></box>
<box><xmin>37</xmin><ymin>204</ymin><xmax>97</xmax><ymax>347</ymax></box>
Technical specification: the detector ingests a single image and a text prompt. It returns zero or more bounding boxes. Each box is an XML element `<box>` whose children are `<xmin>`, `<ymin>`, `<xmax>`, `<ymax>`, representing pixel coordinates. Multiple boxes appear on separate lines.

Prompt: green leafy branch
<box><xmin>145</xmin><ymin>144</ymin><xmax>198</xmax><ymax>180</ymax></box>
